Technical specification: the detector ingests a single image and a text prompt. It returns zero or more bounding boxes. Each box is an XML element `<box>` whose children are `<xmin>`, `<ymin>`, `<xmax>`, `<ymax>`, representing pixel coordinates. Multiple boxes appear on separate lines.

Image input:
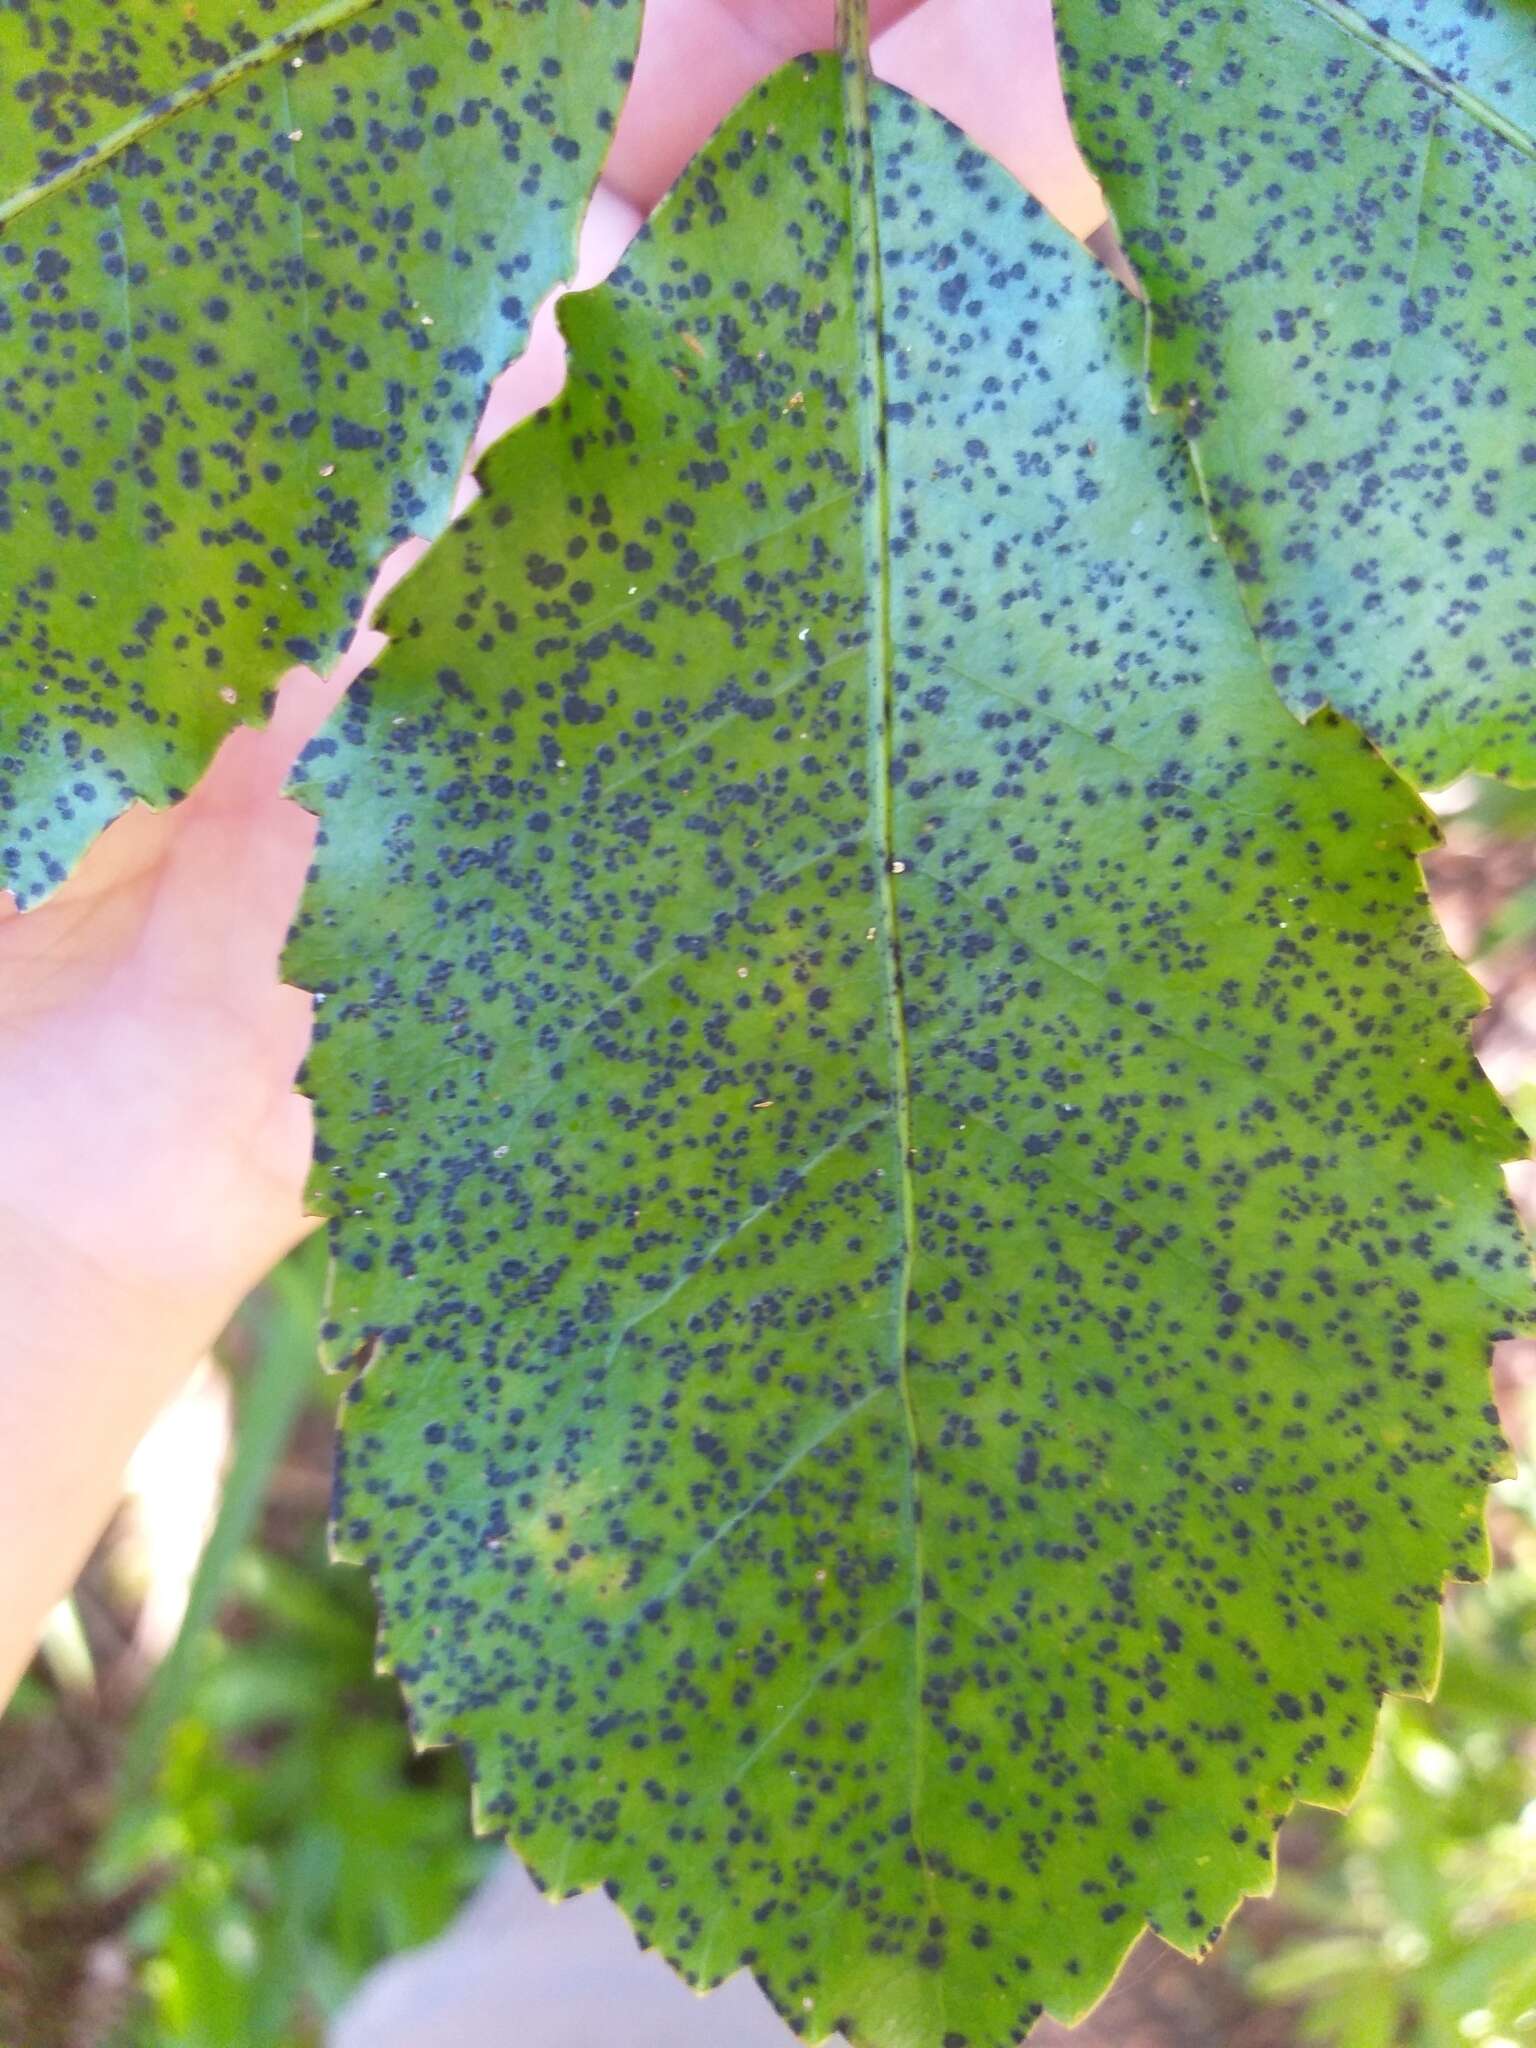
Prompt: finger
<box><xmin>876</xmin><ymin>0</ymin><xmax>1107</xmax><ymax>241</ymax></box>
<box><xmin>602</xmin><ymin>0</ymin><xmax>931</xmax><ymax>214</ymax></box>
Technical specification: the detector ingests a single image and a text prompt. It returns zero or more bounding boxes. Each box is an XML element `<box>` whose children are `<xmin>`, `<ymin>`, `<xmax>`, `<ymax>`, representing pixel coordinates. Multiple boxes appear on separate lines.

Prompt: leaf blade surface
<box><xmin>1057</xmin><ymin>0</ymin><xmax>1536</xmax><ymax>788</ymax></box>
<box><xmin>0</xmin><ymin>0</ymin><xmax>639</xmax><ymax>901</ymax></box>
<box><xmin>291</xmin><ymin>59</ymin><xmax>1527</xmax><ymax>2046</ymax></box>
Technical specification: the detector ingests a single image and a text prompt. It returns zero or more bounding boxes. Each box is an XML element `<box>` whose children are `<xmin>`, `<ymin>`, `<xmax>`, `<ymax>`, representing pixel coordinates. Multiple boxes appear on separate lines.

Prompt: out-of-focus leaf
<box><xmin>1249</xmin><ymin>1933</ymin><xmax>1384</xmax><ymax>2000</ymax></box>
<box><xmin>107</xmin><ymin>1237</ymin><xmax>328</xmax><ymax>1836</ymax></box>
<box><xmin>115</xmin><ymin>1549</ymin><xmax>490</xmax><ymax>2044</ymax></box>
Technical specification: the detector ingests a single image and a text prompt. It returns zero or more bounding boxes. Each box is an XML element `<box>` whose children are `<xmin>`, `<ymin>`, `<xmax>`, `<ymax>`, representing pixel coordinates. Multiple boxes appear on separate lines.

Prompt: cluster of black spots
<box><xmin>0</xmin><ymin>0</ymin><xmax>641</xmax><ymax>905</ymax></box>
<box><xmin>288</xmin><ymin>52</ymin><xmax>1527</xmax><ymax>2048</ymax></box>
<box><xmin>1058</xmin><ymin>0</ymin><xmax>1536</xmax><ymax>790</ymax></box>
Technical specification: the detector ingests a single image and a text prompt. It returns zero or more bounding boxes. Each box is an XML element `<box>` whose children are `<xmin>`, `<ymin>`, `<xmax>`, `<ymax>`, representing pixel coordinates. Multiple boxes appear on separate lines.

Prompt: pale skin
<box><xmin>0</xmin><ymin>0</ymin><xmax>1105</xmax><ymax>1705</ymax></box>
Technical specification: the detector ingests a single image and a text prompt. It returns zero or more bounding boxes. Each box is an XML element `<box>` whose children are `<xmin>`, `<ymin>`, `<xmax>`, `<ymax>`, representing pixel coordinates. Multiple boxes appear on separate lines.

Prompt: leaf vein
<box><xmin>0</xmin><ymin>0</ymin><xmax>384</xmax><ymax>226</ymax></box>
<box><xmin>1292</xmin><ymin>0</ymin><xmax>1535</xmax><ymax>162</ymax></box>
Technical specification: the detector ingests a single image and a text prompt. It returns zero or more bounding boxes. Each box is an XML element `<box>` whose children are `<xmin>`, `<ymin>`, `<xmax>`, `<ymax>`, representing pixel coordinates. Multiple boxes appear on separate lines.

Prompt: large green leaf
<box><xmin>0</xmin><ymin>0</ymin><xmax>639</xmax><ymax>903</ymax></box>
<box><xmin>290</xmin><ymin>53</ymin><xmax>1527</xmax><ymax>2047</ymax></box>
<box><xmin>1056</xmin><ymin>0</ymin><xmax>1536</xmax><ymax>790</ymax></box>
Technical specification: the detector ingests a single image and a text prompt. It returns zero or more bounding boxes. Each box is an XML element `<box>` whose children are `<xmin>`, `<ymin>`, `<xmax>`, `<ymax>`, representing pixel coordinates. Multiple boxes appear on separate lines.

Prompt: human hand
<box><xmin>0</xmin><ymin>0</ymin><xmax>1106</xmax><ymax>1701</ymax></box>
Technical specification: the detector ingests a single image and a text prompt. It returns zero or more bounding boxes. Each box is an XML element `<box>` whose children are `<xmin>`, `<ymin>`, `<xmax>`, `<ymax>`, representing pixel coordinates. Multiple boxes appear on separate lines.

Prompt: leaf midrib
<box><xmin>1292</xmin><ymin>0</ymin><xmax>1535</xmax><ymax>162</ymax></box>
<box><xmin>838</xmin><ymin>9</ymin><xmax>938</xmax><ymax>1966</ymax></box>
<box><xmin>0</xmin><ymin>0</ymin><xmax>383</xmax><ymax>227</ymax></box>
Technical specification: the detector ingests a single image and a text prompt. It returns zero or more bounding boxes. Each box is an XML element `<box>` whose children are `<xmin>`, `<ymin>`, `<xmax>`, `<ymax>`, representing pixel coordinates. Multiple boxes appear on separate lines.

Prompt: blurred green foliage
<box><xmin>1446</xmin><ymin>782</ymin><xmax>1536</xmax><ymax>849</ymax></box>
<box><xmin>102</xmin><ymin>1549</ymin><xmax>493</xmax><ymax>2048</ymax></box>
<box><xmin>94</xmin><ymin>1248</ymin><xmax>495</xmax><ymax>2048</ymax></box>
<box><xmin>1249</xmin><ymin>1417</ymin><xmax>1536</xmax><ymax>2048</ymax></box>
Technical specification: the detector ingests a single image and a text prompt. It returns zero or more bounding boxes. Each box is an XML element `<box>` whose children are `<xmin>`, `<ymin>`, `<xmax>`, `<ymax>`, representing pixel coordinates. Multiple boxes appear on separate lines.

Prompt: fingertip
<box><xmin>875</xmin><ymin>0</ymin><xmax>1107</xmax><ymax>243</ymax></box>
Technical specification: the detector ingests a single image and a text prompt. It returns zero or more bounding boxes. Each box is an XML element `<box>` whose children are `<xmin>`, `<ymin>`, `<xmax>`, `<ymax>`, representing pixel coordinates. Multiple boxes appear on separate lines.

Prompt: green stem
<box><xmin>836</xmin><ymin>0</ymin><xmax>872</xmax><ymax>70</ymax></box>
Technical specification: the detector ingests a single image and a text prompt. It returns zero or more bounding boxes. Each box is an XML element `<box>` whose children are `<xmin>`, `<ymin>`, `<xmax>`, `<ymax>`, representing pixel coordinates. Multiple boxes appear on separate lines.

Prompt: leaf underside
<box><xmin>1057</xmin><ymin>0</ymin><xmax>1536</xmax><ymax>791</ymax></box>
<box><xmin>0</xmin><ymin>0</ymin><xmax>639</xmax><ymax>904</ymax></box>
<box><xmin>290</xmin><ymin>59</ymin><xmax>1528</xmax><ymax>2048</ymax></box>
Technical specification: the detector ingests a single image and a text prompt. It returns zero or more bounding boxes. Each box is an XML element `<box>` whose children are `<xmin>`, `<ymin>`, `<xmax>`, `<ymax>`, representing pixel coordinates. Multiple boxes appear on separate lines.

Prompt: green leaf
<box><xmin>289</xmin><ymin>53</ymin><xmax>1527</xmax><ymax>2048</ymax></box>
<box><xmin>0</xmin><ymin>0</ymin><xmax>640</xmax><ymax>904</ymax></box>
<box><xmin>1056</xmin><ymin>0</ymin><xmax>1536</xmax><ymax>790</ymax></box>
